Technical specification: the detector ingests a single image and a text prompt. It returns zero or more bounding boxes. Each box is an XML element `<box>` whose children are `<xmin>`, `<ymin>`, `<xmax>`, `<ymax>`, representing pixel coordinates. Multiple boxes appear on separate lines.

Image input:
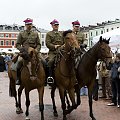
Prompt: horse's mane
<box><xmin>19</xmin><ymin>47</ymin><xmax>30</xmax><ymax>60</ymax></box>
<box><xmin>85</xmin><ymin>36</ymin><xmax>110</xmax><ymax>56</ymax></box>
<box><xmin>79</xmin><ymin>36</ymin><xmax>110</xmax><ymax>65</ymax></box>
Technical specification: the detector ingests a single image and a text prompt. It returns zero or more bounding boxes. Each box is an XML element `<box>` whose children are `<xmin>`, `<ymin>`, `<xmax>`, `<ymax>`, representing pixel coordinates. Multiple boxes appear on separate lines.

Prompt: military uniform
<box><xmin>16</xmin><ymin>30</ymin><xmax>41</xmax><ymax>51</ymax></box>
<box><xmin>46</xmin><ymin>30</ymin><xmax>64</xmax><ymax>63</ymax></box>
<box><xmin>45</xmin><ymin>19</ymin><xmax>64</xmax><ymax>83</ymax></box>
<box><xmin>15</xmin><ymin>18</ymin><xmax>41</xmax><ymax>85</ymax></box>
<box><xmin>73</xmin><ymin>31</ymin><xmax>85</xmax><ymax>44</ymax></box>
<box><xmin>72</xmin><ymin>20</ymin><xmax>85</xmax><ymax>45</ymax></box>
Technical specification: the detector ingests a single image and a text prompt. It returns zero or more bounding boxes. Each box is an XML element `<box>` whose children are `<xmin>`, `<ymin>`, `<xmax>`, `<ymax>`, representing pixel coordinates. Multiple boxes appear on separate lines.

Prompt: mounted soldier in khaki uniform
<box><xmin>72</xmin><ymin>20</ymin><xmax>85</xmax><ymax>45</ymax></box>
<box><xmin>45</xmin><ymin>19</ymin><xmax>64</xmax><ymax>83</ymax></box>
<box><xmin>15</xmin><ymin>18</ymin><xmax>41</xmax><ymax>85</ymax></box>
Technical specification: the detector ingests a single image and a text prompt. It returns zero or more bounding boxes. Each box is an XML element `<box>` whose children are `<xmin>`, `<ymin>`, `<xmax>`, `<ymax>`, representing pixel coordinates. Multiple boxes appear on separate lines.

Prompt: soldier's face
<box><xmin>73</xmin><ymin>25</ymin><xmax>80</xmax><ymax>32</ymax></box>
<box><xmin>52</xmin><ymin>24</ymin><xmax>59</xmax><ymax>30</ymax></box>
<box><xmin>25</xmin><ymin>24</ymin><xmax>33</xmax><ymax>30</ymax></box>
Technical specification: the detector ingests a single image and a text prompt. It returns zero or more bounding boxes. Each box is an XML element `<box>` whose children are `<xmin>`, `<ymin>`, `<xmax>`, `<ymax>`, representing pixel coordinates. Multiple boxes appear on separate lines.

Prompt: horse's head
<box><xmin>19</xmin><ymin>47</ymin><xmax>30</xmax><ymax>60</ymax></box>
<box><xmin>63</xmin><ymin>30</ymin><xmax>79</xmax><ymax>50</ymax></box>
<box><xmin>63</xmin><ymin>30</ymin><xmax>80</xmax><ymax>59</ymax></box>
<box><xmin>27</xmin><ymin>47</ymin><xmax>38</xmax><ymax>65</ymax></box>
<box><xmin>19</xmin><ymin>47</ymin><xmax>38</xmax><ymax>64</ymax></box>
<box><xmin>97</xmin><ymin>36</ymin><xmax>112</xmax><ymax>61</ymax></box>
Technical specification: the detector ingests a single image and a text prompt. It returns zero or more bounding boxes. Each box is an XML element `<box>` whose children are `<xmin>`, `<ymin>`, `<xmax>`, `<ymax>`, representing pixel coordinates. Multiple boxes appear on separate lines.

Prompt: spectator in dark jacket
<box><xmin>0</xmin><ymin>53</ymin><xmax>5</xmax><ymax>72</ymax></box>
<box><xmin>107</xmin><ymin>53</ymin><xmax>120</xmax><ymax>108</ymax></box>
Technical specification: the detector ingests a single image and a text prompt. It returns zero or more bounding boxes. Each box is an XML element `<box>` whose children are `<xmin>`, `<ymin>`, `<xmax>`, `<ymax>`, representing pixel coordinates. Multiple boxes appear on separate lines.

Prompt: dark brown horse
<box><xmin>50</xmin><ymin>36</ymin><xmax>112</xmax><ymax>120</ymax></box>
<box><xmin>8</xmin><ymin>47</ymin><xmax>45</xmax><ymax>120</ymax></box>
<box><xmin>75</xmin><ymin>36</ymin><xmax>112</xmax><ymax>120</ymax></box>
<box><xmin>52</xmin><ymin>30</ymin><xmax>80</xmax><ymax>120</ymax></box>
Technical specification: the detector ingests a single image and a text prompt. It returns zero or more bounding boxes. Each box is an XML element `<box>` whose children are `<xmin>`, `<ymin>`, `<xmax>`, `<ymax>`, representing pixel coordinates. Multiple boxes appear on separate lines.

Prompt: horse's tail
<box><xmin>9</xmin><ymin>77</ymin><xmax>16</xmax><ymax>97</ymax></box>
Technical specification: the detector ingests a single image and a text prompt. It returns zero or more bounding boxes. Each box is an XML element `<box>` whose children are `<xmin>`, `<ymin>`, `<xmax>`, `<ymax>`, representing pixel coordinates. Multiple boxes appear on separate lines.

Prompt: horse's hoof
<box><xmin>92</xmin><ymin>117</ymin><xmax>96</xmax><ymax>120</ymax></box>
<box><xmin>25</xmin><ymin>117</ymin><xmax>30</xmax><ymax>120</ymax></box>
<box><xmin>54</xmin><ymin>112</ymin><xmax>58</xmax><ymax>117</ymax></box>
<box><xmin>16</xmin><ymin>108</ymin><xmax>23</xmax><ymax>114</ymax></box>
<box><xmin>64</xmin><ymin>110</ymin><xmax>69</xmax><ymax>115</ymax></box>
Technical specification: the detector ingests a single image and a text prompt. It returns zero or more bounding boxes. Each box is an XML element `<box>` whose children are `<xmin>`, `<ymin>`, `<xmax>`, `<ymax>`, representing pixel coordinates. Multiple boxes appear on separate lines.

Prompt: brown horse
<box><xmin>7</xmin><ymin>60</ymin><xmax>20</xmax><ymax>110</ymax></box>
<box><xmin>52</xmin><ymin>30</ymin><xmax>80</xmax><ymax>120</ymax></box>
<box><xmin>50</xmin><ymin>36</ymin><xmax>112</xmax><ymax>120</ymax></box>
<box><xmin>8</xmin><ymin>47</ymin><xmax>45</xmax><ymax>120</ymax></box>
<box><xmin>75</xmin><ymin>36</ymin><xmax>112</xmax><ymax>120</ymax></box>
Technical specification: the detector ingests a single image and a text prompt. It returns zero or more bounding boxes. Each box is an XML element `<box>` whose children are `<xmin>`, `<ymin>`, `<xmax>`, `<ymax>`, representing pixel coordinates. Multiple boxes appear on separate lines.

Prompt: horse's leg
<box><xmin>17</xmin><ymin>85</ymin><xmax>24</xmax><ymax>114</ymax></box>
<box><xmin>64</xmin><ymin>90</ymin><xmax>70</xmax><ymax>109</ymax></box>
<box><xmin>59</xmin><ymin>88</ymin><xmax>67</xmax><ymax>120</ymax></box>
<box><xmin>74</xmin><ymin>83</ymin><xmax>81</xmax><ymax>106</ymax></box>
<box><xmin>88</xmin><ymin>86</ymin><xmax>96</xmax><ymax>120</ymax></box>
<box><xmin>51</xmin><ymin>84</ymin><xmax>58</xmax><ymax>117</ymax></box>
<box><xmin>65</xmin><ymin>88</ymin><xmax>77</xmax><ymax>115</ymax></box>
<box><xmin>9</xmin><ymin>77</ymin><xmax>19</xmax><ymax>112</ymax></box>
<box><xmin>25</xmin><ymin>89</ymin><xmax>30</xmax><ymax>120</ymax></box>
<box><xmin>37</xmin><ymin>86</ymin><xmax>44</xmax><ymax>120</ymax></box>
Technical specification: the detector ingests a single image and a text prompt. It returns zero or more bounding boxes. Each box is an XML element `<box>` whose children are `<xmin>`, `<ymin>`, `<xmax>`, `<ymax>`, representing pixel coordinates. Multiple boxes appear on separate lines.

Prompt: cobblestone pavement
<box><xmin>0</xmin><ymin>71</ymin><xmax>120</xmax><ymax>120</ymax></box>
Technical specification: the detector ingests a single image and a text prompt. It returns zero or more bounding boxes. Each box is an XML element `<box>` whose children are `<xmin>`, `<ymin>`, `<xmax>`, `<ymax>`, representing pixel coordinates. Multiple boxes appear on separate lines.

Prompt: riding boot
<box><xmin>47</xmin><ymin>66</ymin><xmax>54</xmax><ymax>84</ymax></box>
<box><xmin>16</xmin><ymin>68</ymin><xmax>21</xmax><ymax>85</ymax></box>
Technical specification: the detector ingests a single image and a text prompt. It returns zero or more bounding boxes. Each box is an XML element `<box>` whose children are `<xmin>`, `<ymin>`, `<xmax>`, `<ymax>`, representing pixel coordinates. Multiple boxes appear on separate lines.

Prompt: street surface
<box><xmin>0</xmin><ymin>71</ymin><xmax>120</xmax><ymax>120</ymax></box>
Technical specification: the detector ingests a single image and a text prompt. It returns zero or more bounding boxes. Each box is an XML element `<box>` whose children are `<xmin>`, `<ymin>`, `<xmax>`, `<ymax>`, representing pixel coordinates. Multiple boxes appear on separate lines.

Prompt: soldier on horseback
<box><xmin>72</xmin><ymin>20</ymin><xmax>87</xmax><ymax>53</ymax></box>
<box><xmin>45</xmin><ymin>19</ymin><xmax>64</xmax><ymax>84</ymax></box>
<box><xmin>15</xmin><ymin>18</ymin><xmax>41</xmax><ymax>85</ymax></box>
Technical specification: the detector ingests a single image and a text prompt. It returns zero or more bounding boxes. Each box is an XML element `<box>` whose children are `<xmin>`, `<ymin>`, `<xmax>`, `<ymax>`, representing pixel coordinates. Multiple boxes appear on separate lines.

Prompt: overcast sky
<box><xmin>0</xmin><ymin>0</ymin><xmax>120</xmax><ymax>30</ymax></box>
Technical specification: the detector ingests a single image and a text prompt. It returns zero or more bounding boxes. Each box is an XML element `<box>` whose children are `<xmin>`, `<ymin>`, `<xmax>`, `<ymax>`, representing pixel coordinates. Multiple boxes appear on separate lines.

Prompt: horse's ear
<box><xmin>106</xmin><ymin>37</ymin><xmax>110</xmax><ymax>44</ymax></box>
<box><xmin>107</xmin><ymin>37</ymin><xmax>110</xmax><ymax>43</ymax></box>
<box><xmin>99</xmin><ymin>36</ymin><xmax>103</xmax><ymax>42</ymax></box>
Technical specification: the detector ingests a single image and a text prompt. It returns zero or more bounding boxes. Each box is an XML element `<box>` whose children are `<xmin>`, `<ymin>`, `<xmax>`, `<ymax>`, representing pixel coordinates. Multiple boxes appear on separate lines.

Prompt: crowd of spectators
<box><xmin>0</xmin><ymin>52</ymin><xmax>13</xmax><ymax>72</ymax></box>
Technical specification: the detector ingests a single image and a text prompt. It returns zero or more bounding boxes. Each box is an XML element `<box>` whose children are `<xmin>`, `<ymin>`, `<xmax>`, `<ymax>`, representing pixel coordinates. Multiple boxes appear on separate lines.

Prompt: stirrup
<box><xmin>47</xmin><ymin>77</ymin><xmax>54</xmax><ymax>84</ymax></box>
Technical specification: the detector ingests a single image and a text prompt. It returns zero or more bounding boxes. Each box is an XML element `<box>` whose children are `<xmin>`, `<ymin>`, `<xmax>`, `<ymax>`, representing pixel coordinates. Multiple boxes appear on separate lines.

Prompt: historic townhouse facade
<box><xmin>81</xmin><ymin>19</ymin><xmax>120</xmax><ymax>48</ymax></box>
<box><xmin>0</xmin><ymin>24</ymin><xmax>48</xmax><ymax>53</ymax></box>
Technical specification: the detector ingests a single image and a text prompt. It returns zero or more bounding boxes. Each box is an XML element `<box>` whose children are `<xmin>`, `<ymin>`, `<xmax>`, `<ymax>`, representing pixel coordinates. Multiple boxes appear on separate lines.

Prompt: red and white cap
<box><xmin>50</xmin><ymin>19</ymin><xmax>59</xmax><ymax>25</ymax></box>
<box><xmin>23</xmin><ymin>18</ymin><xmax>33</xmax><ymax>25</ymax></box>
<box><xmin>72</xmin><ymin>20</ymin><xmax>80</xmax><ymax>26</ymax></box>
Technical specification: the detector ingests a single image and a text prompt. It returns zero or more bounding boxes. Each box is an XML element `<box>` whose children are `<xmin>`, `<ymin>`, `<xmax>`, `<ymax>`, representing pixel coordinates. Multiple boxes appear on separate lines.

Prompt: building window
<box><xmin>0</xmin><ymin>34</ymin><xmax>4</xmax><ymax>38</ymax></box>
<box><xmin>42</xmin><ymin>41</ymin><xmax>44</xmax><ymax>46</ymax></box>
<box><xmin>106</xmin><ymin>29</ymin><xmax>109</xmax><ymax>32</ymax></box>
<box><xmin>90</xmin><ymin>32</ymin><xmax>92</xmax><ymax>36</ymax></box>
<box><xmin>0</xmin><ymin>40</ymin><xmax>4</xmax><ymax>45</ymax></box>
<box><xmin>41</xmin><ymin>34</ymin><xmax>44</xmax><ymax>38</ymax></box>
<box><xmin>11</xmin><ymin>40</ymin><xmax>15</xmax><ymax>46</ymax></box>
<box><xmin>117</xmin><ymin>27</ymin><xmax>119</xmax><ymax>28</ymax></box>
<box><xmin>6</xmin><ymin>41</ymin><xmax>9</xmax><ymax>46</ymax></box>
<box><xmin>101</xmin><ymin>30</ymin><xmax>103</xmax><ymax>34</ymax></box>
<box><xmin>11</xmin><ymin>34</ymin><xmax>15</xmax><ymax>38</ymax></box>
<box><xmin>13</xmin><ymin>26</ymin><xmax>18</xmax><ymax>30</ymax></box>
<box><xmin>8</xmin><ymin>26</ymin><xmax>12</xmax><ymax>30</ymax></box>
<box><xmin>6</xmin><ymin>34</ymin><xmax>9</xmax><ymax>37</ymax></box>
<box><xmin>96</xmin><ymin>31</ymin><xmax>98</xmax><ymax>36</ymax></box>
<box><xmin>111</xmin><ymin>28</ymin><xmax>114</xmax><ymax>30</ymax></box>
<box><xmin>0</xmin><ymin>26</ymin><xmax>3</xmax><ymax>30</ymax></box>
<box><xmin>86</xmin><ymin>34</ymin><xmax>87</xmax><ymax>38</ymax></box>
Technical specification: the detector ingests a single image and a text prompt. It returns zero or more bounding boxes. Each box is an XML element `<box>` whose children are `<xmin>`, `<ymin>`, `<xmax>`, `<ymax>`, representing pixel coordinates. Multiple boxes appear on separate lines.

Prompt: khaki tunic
<box><xmin>73</xmin><ymin>31</ymin><xmax>85</xmax><ymax>45</ymax></box>
<box><xmin>46</xmin><ymin>31</ymin><xmax>64</xmax><ymax>66</ymax></box>
<box><xmin>16</xmin><ymin>30</ymin><xmax>41</xmax><ymax>68</ymax></box>
<box><xmin>16</xmin><ymin>30</ymin><xmax>41</xmax><ymax>51</ymax></box>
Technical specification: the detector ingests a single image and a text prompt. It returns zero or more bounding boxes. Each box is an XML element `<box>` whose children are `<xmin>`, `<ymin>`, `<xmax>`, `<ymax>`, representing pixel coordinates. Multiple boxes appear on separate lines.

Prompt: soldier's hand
<box><xmin>55</xmin><ymin>45</ymin><xmax>61</xmax><ymax>49</ymax></box>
